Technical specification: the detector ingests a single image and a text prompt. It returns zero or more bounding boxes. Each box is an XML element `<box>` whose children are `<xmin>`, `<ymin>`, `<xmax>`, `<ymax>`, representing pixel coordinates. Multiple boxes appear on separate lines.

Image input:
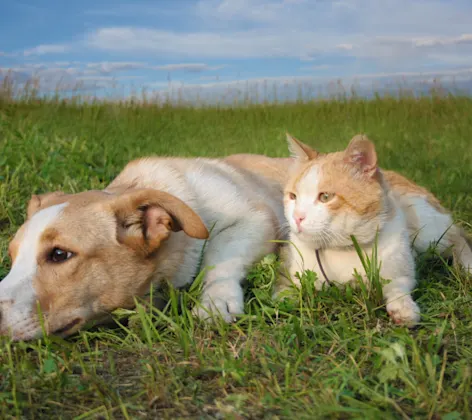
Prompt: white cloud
<box><xmin>336</xmin><ymin>44</ymin><xmax>354</xmax><ymax>51</ymax></box>
<box><xmin>85</xmin><ymin>2</ymin><xmax>182</xmax><ymax>18</ymax></box>
<box><xmin>23</xmin><ymin>44</ymin><xmax>70</xmax><ymax>56</ymax></box>
<box><xmin>413</xmin><ymin>34</ymin><xmax>472</xmax><ymax>48</ymax></box>
<box><xmin>167</xmin><ymin>75</ymin><xmax>315</xmax><ymax>90</ymax></box>
<box><xmin>76</xmin><ymin>75</ymin><xmax>143</xmax><ymax>82</ymax></box>
<box><xmin>82</xmin><ymin>61</ymin><xmax>224</xmax><ymax>74</ymax></box>
<box><xmin>86</xmin><ymin>27</ymin><xmax>343</xmax><ymax>59</ymax></box>
<box><xmin>0</xmin><ymin>61</ymin><xmax>223</xmax><ymax>81</ymax></box>
<box><xmin>0</xmin><ymin>51</ymin><xmax>18</xmax><ymax>58</ymax></box>
<box><xmin>1</xmin><ymin>65</ymin><xmax>82</xmax><ymax>79</ymax></box>
<box><xmin>152</xmin><ymin>63</ymin><xmax>224</xmax><ymax>72</ymax></box>
<box><xmin>86</xmin><ymin>61</ymin><xmax>146</xmax><ymax>73</ymax></box>
<box><xmin>199</xmin><ymin>75</ymin><xmax>223</xmax><ymax>81</ymax></box>
<box><xmin>51</xmin><ymin>61</ymin><xmax>76</xmax><ymax>67</ymax></box>
<box><xmin>144</xmin><ymin>81</ymin><xmax>171</xmax><ymax>88</ymax></box>
<box><xmin>300</xmin><ymin>64</ymin><xmax>333</xmax><ymax>71</ymax></box>
<box><xmin>351</xmin><ymin>67</ymin><xmax>472</xmax><ymax>81</ymax></box>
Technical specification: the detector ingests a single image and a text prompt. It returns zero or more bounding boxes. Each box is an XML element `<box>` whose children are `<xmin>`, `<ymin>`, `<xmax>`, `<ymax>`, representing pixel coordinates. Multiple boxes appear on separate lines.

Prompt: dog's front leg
<box><xmin>194</xmin><ymin>213</ymin><xmax>276</xmax><ymax>322</ymax></box>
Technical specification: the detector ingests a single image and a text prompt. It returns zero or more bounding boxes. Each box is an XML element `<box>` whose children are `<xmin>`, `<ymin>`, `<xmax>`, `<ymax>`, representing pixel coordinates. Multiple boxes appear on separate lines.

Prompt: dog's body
<box><xmin>0</xmin><ymin>154</ymin><xmax>291</xmax><ymax>340</ymax></box>
<box><xmin>106</xmin><ymin>155</ymin><xmax>290</xmax><ymax>317</ymax></box>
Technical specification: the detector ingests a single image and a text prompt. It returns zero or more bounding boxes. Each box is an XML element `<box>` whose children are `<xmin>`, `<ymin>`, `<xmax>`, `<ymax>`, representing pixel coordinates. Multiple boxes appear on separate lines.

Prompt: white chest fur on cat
<box><xmin>287</xmin><ymin>195</ymin><xmax>412</xmax><ymax>285</ymax></box>
<box><xmin>283</xmin><ymin>193</ymin><xmax>419</xmax><ymax>325</ymax></box>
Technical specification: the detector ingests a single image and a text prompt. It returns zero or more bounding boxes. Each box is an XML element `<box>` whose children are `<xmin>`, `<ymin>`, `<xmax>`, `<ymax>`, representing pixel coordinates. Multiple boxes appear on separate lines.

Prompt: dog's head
<box><xmin>0</xmin><ymin>189</ymin><xmax>208</xmax><ymax>340</ymax></box>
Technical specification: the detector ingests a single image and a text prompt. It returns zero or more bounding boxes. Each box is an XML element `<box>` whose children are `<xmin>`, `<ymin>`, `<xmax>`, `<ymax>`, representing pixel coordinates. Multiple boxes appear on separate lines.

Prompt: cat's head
<box><xmin>284</xmin><ymin>134</ymin><xmax>391</xmax><ymax>249</ymax></box>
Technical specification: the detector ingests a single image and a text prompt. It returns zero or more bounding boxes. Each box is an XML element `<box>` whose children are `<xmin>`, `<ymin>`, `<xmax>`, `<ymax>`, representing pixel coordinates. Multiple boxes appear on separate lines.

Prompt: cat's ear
<box><xmin>286</xmin><ymin>133</ymin><xmax>318</xmax><ymax>161</ymax></box>
<box><xmin>344</xmin><ymin>134</ymin><xmax>378</xmax><ymax>176</ymax></box>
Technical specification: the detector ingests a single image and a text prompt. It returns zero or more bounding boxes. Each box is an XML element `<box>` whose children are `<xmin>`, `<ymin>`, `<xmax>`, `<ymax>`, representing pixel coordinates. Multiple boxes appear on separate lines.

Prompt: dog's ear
<box><xmin>27</xmin><ymin>192</ymin><xmax>66</xmax><ymax>219</ymax></box>
<box><xmin>112</xmin><ymin>189</ymin><xmax>209</xmax><ymax>255</ymax></box>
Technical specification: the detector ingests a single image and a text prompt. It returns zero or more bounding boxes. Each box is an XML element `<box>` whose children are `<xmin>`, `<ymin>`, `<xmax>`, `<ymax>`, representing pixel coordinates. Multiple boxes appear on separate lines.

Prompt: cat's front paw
<box><xmin>193</xmin><ymin>285</ymin><xmax>244</xmax><ymax>323</ymax></box>
<box><xmin>386</xmin><ymin>296</ymin><xmax>420</xmax><ymax>327</ymax></box>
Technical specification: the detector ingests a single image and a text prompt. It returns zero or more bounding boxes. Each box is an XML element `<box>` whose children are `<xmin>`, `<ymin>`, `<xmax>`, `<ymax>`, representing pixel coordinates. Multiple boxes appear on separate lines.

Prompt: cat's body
<box><xmin>278</xmin><ymin>134</ymin><xmax>472</xmax><ymax>325</ymax></box>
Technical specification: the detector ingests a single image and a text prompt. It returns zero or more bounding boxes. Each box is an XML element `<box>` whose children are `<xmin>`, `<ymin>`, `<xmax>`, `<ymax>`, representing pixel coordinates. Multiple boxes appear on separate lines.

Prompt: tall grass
<box><xmin>1</xmin><ymin>70</ymin><xmax>470</xmax><ymax>107</ymax></box>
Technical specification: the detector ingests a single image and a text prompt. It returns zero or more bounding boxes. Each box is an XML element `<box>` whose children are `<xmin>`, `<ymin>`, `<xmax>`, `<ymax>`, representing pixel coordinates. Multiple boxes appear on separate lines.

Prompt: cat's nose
<box><xmin>294</xmin><ymin>212</ymin><xmax>306</xmax><ymax>229</ymax></box>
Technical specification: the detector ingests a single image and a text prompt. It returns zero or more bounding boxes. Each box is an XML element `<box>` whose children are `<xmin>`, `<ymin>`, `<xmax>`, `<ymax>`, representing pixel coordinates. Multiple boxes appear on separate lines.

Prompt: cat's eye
<box><xmin>318</xmin><ymin>192</ymin><xmax>335</xmax><ymax>203</ymax></box>
<box><xmin>288</xmin><ymin>192</ymin><xmax>297</xmax><ymax>200</ymax></box>
<box><xmin>48</xmin><ymin>248</ymin><xmax>74</xmax><ymax>263</ymax></box>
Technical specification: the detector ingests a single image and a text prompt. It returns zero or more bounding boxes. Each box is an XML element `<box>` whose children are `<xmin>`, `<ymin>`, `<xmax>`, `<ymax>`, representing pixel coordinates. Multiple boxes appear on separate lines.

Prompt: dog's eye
<box><xmin>288</xmin><ymin>192</ymin><xmax>297</xmax><ymax>200</ymax></box>
<box><xmin>48</xmin><ymin>248</ymin><xmax>73</xmax><ymax>263</ymax></box>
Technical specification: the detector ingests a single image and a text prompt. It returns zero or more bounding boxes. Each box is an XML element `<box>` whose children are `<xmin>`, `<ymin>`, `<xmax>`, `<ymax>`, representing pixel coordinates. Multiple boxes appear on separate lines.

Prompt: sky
<box><xmin>1</xmin><ymin>0</ymin><xmax>472</xmax><ymax>101</ymax></box>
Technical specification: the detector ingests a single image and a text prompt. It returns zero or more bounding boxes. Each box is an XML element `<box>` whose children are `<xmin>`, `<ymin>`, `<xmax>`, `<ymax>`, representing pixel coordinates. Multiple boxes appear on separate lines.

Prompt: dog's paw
<box><xmin>193</xmin><ymin>281</ymin><xmax>244</xmax><ymax>323</ymax></box>
<box><xmin>386</xmin><ymin>296</ymin><xmax>420</xmax><ymax>327</ymax></box>
<box><xmin>193</xmin><ymin>294</ymin><xmax>244</xmax><ymax>323</ymax></box>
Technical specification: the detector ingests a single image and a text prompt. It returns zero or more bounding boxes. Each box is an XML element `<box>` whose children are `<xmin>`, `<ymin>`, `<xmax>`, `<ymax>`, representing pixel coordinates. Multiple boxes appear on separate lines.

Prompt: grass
<box><xmin>0</xmin><ymin>93</ymin><xmax>472</xmax><ymax>419</ymax></box>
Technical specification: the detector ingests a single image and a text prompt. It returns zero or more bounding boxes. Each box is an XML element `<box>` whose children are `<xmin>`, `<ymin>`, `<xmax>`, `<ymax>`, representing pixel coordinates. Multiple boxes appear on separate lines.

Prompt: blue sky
<box><xmin>1</xmin><ymin>0</ymin><xmax>472</xmax><ymax>100</ymax></box>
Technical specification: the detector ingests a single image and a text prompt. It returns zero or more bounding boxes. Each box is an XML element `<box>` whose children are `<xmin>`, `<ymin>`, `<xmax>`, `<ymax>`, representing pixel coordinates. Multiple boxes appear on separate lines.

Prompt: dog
<box><xmin>0</xmin><ymin>154</ymin><xmax>291</xmax><ymax>340</ymax></box>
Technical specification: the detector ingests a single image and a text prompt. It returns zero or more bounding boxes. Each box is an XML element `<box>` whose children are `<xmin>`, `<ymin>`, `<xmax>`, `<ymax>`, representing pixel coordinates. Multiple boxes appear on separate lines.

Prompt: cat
<box><xmin>277</xmin><ymin>133</ymin><xmax>472</xmax><ymax>326</ymax></box>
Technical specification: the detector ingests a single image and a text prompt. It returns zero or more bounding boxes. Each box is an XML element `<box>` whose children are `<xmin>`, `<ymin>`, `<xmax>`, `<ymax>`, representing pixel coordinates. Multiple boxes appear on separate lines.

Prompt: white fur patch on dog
<box><xmin>0</xmin><ymin>203</ymin><xmax>68</xmax><ymax>338</ymax></box>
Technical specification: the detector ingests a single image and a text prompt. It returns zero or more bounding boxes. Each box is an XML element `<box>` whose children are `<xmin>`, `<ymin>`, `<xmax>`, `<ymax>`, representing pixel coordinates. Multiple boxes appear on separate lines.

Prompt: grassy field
<box><xmin>0</xmin><ymin>94</ymin><xmax>471</xmax><ymax>419</ymax></box>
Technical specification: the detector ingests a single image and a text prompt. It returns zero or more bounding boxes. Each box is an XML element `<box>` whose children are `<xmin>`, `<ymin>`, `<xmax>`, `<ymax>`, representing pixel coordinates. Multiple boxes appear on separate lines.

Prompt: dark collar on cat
<box><xmin>315</xmin><ymin>249</ymin><xmax>332</xmax><ymax>286</ymax></box>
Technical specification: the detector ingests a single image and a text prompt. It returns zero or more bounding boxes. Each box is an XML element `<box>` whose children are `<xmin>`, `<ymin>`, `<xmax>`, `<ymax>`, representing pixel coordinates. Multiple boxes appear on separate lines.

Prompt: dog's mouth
<box><xmin>52</xmin><ymin>318</ymin><xmax>82</xmax><ymax>336</ymax></box>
